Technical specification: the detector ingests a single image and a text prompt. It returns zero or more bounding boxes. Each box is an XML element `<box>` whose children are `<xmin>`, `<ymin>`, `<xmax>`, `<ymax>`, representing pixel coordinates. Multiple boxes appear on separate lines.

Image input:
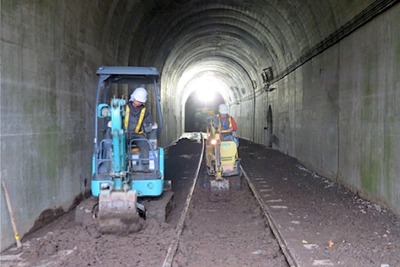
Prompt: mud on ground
<box><xmin>1</xmin><ymin>137</ymin><xmax>288</xmax><ymax>267</ymax></box>
<box><xmin>240</xmin><ymin>139</ymin><xmax>400</xmax><ymax>267</ymax></box>
<box><xmin>4</xmin><ymin>137</ymin><xmax>398</xmax><ymax>267</ymax></box>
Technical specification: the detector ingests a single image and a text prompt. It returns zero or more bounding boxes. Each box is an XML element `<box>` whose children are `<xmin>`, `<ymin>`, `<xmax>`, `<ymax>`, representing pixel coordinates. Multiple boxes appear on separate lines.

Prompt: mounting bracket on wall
<box><xmin>264</xmin><ymin>83</ymin><xmax>276</xmax><ymax>92</ymax></box>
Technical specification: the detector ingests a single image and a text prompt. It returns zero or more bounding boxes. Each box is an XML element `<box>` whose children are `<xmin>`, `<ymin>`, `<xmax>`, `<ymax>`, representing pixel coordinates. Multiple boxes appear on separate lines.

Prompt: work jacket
<box><xmin>217</xmin><ymin>114</ymin><xmax>238</xmax><ymax>134</ymax></box>
<box><xmin>124</xmin><ymin>102</ymin><xmax>153</xmax><ymax>134</ymax></box>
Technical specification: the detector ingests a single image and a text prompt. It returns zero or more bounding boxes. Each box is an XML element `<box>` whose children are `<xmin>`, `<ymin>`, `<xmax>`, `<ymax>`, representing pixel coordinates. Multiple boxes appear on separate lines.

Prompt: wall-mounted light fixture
<box><xmin>262</xmin><ymin>67</ymin><xmax>276</xmax><ymax>92</ymax></box>
<box><xmin>262</xmin><ymin>67</ymin><xmax>273</xmax><ymax>84</ymax></box>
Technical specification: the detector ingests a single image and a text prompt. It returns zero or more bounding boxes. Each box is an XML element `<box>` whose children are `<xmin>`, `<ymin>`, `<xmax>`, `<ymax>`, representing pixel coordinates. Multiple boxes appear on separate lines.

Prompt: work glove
<box><xmin>151</xmin><ymin>122</ymin><xmax>158</xmax><ymax>130</ymax></box>
<box><xmin>143</xmin><ymin>123</ymin><xmax>153</xmax><ymax>133</ymax></box>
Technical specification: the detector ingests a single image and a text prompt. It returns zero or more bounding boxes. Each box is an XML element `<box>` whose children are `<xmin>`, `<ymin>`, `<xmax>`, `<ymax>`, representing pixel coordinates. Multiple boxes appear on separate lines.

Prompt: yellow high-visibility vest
<box><xmin>124</xmin><ymin>105</ymin><xmax>146</xmax><ymax>134</ymax></box>
<box><xmin>218</xmin><ymin>115</ymin><xmax>232</xmax><ymax>133</ymax></box>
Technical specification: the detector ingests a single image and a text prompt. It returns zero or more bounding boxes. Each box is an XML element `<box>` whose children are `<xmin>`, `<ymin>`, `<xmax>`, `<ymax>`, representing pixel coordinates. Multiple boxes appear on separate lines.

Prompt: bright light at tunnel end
<box><xmin>189</xmin><ymin>77</ymin><xmax>228</xmax><ymax>105</ymax></box>
<box><xmin>196</xmin><ymin>87</ymin><xmax>215</xmax><ymax>103</ymax></box>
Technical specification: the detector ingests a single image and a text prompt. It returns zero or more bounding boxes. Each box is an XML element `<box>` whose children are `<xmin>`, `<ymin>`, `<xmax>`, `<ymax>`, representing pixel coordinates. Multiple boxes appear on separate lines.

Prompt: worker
<box><xmin>124</xmin><ymin>87</ymin><xmax>158</xmax><ymax>170</ymax></box>
<box><xmin>215</xmin><ymin>103</ymin><xmax>239</xmax><ymax>147</ymax></box>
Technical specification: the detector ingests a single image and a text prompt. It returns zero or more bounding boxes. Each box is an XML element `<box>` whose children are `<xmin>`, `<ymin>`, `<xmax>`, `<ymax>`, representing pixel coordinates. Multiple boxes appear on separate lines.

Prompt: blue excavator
<box><xmin>79</xmin><ymin>66</ymin><xmax>173</xmax><ymax>233</ymax></box>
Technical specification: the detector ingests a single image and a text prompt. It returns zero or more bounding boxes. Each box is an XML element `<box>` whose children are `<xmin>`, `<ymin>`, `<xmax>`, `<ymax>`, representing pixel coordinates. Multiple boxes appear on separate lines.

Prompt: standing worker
<box><xmin>215</xmin><ymin>103</ymin><xmax>239</xmax><ymax>147</ymax></box>
<box><xmin>124</xmin><ymin>87</ymin><xmax>158</xmax><ymax>170</ymax></box>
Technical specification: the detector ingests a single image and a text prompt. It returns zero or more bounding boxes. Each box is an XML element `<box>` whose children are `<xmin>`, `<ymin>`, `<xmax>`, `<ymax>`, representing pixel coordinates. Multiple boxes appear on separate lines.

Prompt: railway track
<box><xmin>0</xmin><ymin>135</ymin><xmax>293</xmax><ymax>267</ymax></box>
<box><xmin>3</xmin><ymin>134</ymin><xmax>399</xmax><ymax>266</ymax></box>
<box><xmin>162</xmin><ymin>134</ymin><xmax>291</xmax><ymax>267</ymax></box>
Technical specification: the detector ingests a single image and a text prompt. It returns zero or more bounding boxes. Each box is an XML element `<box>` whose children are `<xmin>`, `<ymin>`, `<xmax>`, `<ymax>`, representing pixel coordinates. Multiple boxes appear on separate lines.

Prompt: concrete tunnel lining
<box><xmin>1</xmin><ymin>0</ymin><xmax>399</xmax><ymax>251</ymax></box>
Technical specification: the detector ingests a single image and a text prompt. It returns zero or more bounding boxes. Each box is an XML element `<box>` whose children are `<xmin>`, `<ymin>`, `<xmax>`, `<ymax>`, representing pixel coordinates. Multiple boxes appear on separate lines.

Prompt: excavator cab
<box><xmin>87</xmin><ymin>66</ymin><xmax>172</xmax><ymax>233</ymax></box>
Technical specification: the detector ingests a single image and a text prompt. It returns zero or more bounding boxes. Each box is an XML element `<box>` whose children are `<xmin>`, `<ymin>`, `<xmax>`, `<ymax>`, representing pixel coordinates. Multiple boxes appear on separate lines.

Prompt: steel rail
<box><xmin>162</xmin><ymin>136</ymin><xmax>297</xmax><ymax>266</ymax></box>
<box><xmin>162</xmin><ymin>134</ymin><xmax>205</xmax><ymax>267</ymax></box>
<box><xmin>242</xmin><ymin>168</ymin><xmax>299</xmax><ymax>267</ymax></box>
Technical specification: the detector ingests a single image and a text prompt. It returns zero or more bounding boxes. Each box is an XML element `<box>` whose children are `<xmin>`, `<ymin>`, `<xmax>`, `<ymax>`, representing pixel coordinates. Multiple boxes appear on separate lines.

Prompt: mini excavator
<box><xmin>205</xmin><ymin>115</ymin><xmax>242</xmax><ymax>198</ymax></box>
<box><xmin>76</xmin><ymin>66</ymin><xmax>173</xmax><ymax>233</ymax></box>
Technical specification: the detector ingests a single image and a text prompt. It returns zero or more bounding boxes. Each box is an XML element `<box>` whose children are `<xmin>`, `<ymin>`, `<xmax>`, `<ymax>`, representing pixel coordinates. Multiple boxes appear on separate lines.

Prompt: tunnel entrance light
<box><xmin>183</xmin><ymin>75</ymin><xmax>229</xmax><ymax>132</ymax></box>
<box><xmin>196</xmin><ymin>86</ymin><xmax>215</xmax><ymax>104</ymax></box>
<box><xmin>189</xmin><ymin>77</ymin><xmax>228</xmax><ymax>105</ymax></box>
<box><xmin>187</xmin><ymin>75</ymin><xmax>227</xmax><ymax>106</ymax></box>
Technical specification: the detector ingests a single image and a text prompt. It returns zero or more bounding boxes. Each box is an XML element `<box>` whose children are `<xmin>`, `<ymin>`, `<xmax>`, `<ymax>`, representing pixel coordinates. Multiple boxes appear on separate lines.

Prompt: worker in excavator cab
<box><xmin>215</xmin><ymin>103</ymin><xmax>239</xmax><ymax>147</ymax></box>
<box><xmin>124</xmin><ymin>87</ymin><xmax>158</xmax><ymax>170</ymax></box>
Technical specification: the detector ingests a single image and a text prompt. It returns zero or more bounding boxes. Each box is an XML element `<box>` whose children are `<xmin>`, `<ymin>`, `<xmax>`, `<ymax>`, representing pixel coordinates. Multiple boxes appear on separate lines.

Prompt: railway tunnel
<box><xmin>1</xmin><ymin>0</ymin><xmax>399</xmax><ymax>254</ymax></box>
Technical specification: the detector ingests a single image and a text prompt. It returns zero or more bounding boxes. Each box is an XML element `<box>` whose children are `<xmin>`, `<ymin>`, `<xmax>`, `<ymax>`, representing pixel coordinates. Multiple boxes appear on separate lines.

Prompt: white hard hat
<box><xmin>218</xmin><ymin>104</ymin><xmax>229</xmax><ymax>114</ymax></box>
<box><xmin>130</xmin><ymin>87</ymin><xmax>147</xmax><ymax>103</ymax></box>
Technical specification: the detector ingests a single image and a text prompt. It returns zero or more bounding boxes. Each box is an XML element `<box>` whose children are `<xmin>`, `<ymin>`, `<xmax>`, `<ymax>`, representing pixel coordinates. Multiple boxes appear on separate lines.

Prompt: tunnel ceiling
<box><xmin>103</xmin><ymin>0</ymin><xmax>376</xmax><ymax>105</ymax></box>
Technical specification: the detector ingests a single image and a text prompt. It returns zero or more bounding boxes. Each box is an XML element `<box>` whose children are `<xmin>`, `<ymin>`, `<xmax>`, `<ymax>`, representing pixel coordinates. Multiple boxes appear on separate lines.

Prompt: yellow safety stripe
<box><xmin>124</xmin><ymin>105</ymin><xmax>130</xmax><ymax>130</ymax></box>
<box><xmin>125</xmin><ymin>105</ymin><xmax>146</xmax><ymax>134</ymax></box>
<box><xmin>135</xmin><ymin>107</ymin><xmax>146</xmax><ymax>134</ymax></box>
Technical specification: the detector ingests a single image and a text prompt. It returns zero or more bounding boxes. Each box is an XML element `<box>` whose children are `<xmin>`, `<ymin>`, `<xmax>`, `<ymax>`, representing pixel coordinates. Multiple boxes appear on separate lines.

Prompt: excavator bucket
<box><xmin>98</xmin><ymin>190</ymin><xmax>141</xmax><ymax>234</ymax></box>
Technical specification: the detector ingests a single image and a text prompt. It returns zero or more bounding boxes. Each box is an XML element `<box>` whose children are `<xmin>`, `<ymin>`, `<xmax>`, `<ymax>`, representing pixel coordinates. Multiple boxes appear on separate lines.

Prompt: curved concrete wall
<box><xmin>260</xmin><ymin>5</ymin><xmax>400</xmax><ymax>216</ymax></box>
<box><xmin>1</xmin><ymin>0</ymin><xmax>399</xmax><ymax>251</ymax></box>
<box><xmin>1</xmin><ymin>1</ymin><xmax>108</xmax><ymax>251</ymax></box>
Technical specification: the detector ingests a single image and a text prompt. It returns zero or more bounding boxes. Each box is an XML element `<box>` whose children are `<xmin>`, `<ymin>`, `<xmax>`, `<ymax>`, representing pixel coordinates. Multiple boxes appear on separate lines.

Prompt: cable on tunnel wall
<box><xmin>271</xmin><ymin>0</ymin><xmax>398</xmax><ymax>84</ymax></box>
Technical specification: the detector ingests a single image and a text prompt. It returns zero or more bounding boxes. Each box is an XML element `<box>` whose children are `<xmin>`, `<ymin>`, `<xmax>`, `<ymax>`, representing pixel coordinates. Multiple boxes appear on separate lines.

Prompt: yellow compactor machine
<box><xmin>205</xmin><ymin>117</ymin><xmax>242</xmax><ymax>196</ymax></box>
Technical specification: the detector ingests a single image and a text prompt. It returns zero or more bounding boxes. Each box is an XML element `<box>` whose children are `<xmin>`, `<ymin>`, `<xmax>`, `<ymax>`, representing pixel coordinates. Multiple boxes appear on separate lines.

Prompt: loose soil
<box><xmin>0</xmin><ymin>136</ymin><xmax>288</xmax><ymax>267</ymax></box>
<box><xmin>173</xmin><ymin>170</ymin><xmax>288</xmax><ymax>266</ymax></box>
<box><xmin>239</xmin><ymin>139</ymin><xmax>400</xmax><ymax>267</ymax></box>
<box><xmin>2</xmin><ymin>136</ymin><xmax>399</xmax><ymax>267</ymax></box>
